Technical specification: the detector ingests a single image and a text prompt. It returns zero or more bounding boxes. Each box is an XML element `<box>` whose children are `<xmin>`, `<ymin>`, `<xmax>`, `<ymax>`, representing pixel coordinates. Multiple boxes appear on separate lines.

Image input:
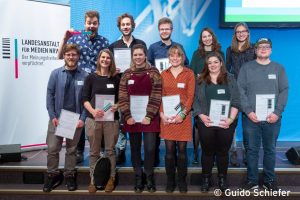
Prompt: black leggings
<box><xmin>165</xmin><ymin>140</ymin><xmax>187</xmax><ymax>160</ymax></box>
<box><xmin>197</xmin><ymin>119</ymin><xmax>236</xmax><ymax>175</ymax></box>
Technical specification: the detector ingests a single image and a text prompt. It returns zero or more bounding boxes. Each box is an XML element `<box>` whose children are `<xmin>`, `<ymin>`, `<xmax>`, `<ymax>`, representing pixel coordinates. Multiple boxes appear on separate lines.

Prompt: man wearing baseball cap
<box><xmin>237</xmin><ymin>37</ymin><xmax>289</xmax><ymax>191</ymax></box>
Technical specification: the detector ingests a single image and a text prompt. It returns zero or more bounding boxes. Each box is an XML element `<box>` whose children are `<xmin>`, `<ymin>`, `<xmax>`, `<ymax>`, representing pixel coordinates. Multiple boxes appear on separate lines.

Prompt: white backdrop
<box><xmin>0</xmin><ymin>0</ymin><xmax>70</xmax><ymax>148</ymax></box>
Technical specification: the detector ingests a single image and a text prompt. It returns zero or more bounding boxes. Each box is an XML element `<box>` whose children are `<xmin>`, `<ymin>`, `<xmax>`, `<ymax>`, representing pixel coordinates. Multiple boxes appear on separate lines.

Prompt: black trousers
<box><xmin>197</xmin><ymin>119</ymin><xmax>236</xmax><ymax>175</ymax></box>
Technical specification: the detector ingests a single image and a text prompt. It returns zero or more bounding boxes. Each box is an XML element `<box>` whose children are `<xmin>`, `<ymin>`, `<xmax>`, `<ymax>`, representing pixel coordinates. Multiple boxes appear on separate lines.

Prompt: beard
<box><xmin>160</xmin><ymin>35</ymin><xmax>171</xmax><ymax>41</ymax></box>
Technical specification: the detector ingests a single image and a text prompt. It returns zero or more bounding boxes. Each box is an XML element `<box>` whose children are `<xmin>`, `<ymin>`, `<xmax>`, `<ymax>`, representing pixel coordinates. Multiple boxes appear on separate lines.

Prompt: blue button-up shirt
<box><xmin>46</xmin><ymin>66</ymin><xmax>88</xmax><ymax>121</ymax></box>
<box><xmin>67</xmin><ymin>33</ymin><xmax>109</xmax><ymax>73</ymax></box>
<box><xmin>147</xmin><ymin>40</ymin><xmax>189</xmax><ymax>67</ymax></box>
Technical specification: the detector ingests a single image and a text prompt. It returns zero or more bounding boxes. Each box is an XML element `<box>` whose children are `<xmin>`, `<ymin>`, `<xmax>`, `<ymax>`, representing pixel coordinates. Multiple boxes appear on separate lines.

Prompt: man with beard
<box><xmin>147</xmin><ymin>17</ymin><xmax>189</xmax><ymax>166</ymax></box>
<box><xmin>108</xmin><ymin>13</ymin><xmax>146</xmax><ymax>165</ymax></box>
<box><xmin>58</xmin><ymin>11</ymin><xmax>109</xmax><ymax>163</ymax></box>
<box><xmin>238</xmin><ymin>38</ymin><xmax>288</xmax><ymax>191</ymax></box>
<box><xmin>148</xmin><ymin>17</ymin><xmax>189</xmax><ymax>68</ymax></box>
<box><xmin>44</xmin><ymin>44</ymin><xmax>88</xmax><ymax>192</ymax></box>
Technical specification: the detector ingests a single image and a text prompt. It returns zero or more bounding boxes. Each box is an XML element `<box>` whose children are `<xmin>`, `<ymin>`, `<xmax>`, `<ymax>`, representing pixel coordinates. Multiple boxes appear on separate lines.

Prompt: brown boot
<box><xmin>88</xmin><ymin>184</ymin><xmax>97</xmax><ymax>193</ymax></box>
<box><xmin>104</xmin><ymin>176</ymin><xmax>115</xmax><ymax>193</ymax></box>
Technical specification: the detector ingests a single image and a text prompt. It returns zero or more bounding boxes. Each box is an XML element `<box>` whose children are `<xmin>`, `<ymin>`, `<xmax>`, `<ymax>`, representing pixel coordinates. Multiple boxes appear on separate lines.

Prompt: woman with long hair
<box><xmin>193</xmin><ymin>52</ymin><xmax>240</xmax><ymax>192</ymax></box>
<box><xmin>82</xmin><ymin>49</ymin><xmax>120</xmax><ymax>193</ymax></box>
<box><xmin>118</xmin><ymin>44</ymin><xmax>162</xmax><ymax>193</ymax></box>
<box><xmin>226</xmin><ymin>22</ymin><xmax>256</xmax><ymax>166</ymax></box>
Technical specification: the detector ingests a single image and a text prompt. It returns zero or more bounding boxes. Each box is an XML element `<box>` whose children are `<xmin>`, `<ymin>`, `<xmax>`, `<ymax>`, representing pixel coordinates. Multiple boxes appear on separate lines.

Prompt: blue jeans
<box><xmin>116</xmin><ymin>131</ymin><xmax>127</xmax><ymax>150</ymax></box>
<box><xmin>242</xmin><ymin>115</ymin><xmax>281</xmax><ymax>183</ymax></box>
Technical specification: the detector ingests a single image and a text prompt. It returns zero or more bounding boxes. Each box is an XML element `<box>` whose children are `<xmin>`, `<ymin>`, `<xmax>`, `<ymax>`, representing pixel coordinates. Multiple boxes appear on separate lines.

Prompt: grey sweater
<box><xmin>237</xmin><ymin>60</ymin><xmax>289</xmax><ymax>117</ymax></box>
<box><xmin>193</xmin><ymin>73</ymin><xmax>241</xmax><ymax>116</ymax></box>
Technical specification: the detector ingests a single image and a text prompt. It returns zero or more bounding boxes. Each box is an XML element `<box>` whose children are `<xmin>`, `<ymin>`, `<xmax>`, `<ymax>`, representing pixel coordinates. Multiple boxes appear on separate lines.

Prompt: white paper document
<box><xmin>162</xmin><ymin>95</ymin><xmax>181</xmax><ymax>117</ymax></box>
<box><xmin>130</xmin><ymin>95</ymin><xmax>149</xmax><ymax>122</ymax></box>
<box><xmin>95</xmin><ymin>94</ymin><xmax>115</xmax><ymax>121</ymax></box>
<box><xmin>155</xmin><ymin>58</ymin><xmax>169</xmax><ymax>73</ymax></box>
<box><xmin>256</xmin><ymin>94</ymin><xmax>275</xmax><ymax>121</ymax></box>
<box><xmin>114</xmin><ymin>48</ymin><xmax>131</xmax><ymax>72</ymax></box>
<box><xmin>55</xmin><ymin>109</ymin><xmax>80</xmax><ymax>140</ymax></box>
<box><xmin>209</xmin><ymin>99</ymin><xmax>230</xmax><ymax>127</ymax></box>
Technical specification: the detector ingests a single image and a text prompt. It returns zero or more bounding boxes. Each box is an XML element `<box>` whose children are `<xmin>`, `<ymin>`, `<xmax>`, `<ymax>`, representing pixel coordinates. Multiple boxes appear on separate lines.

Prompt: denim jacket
<box><xmin>46</xmin><ymin>66</ymin><xmax>88</xmax><ymax>121</ymax></box>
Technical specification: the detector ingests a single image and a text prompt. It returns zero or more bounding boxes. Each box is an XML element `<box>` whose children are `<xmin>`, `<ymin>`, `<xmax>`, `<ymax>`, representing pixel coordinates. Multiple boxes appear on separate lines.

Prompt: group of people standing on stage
<box><xmin>43</xmin><ymin>10</ymin><xmax>289</xmax><ymax>194</ymax></box>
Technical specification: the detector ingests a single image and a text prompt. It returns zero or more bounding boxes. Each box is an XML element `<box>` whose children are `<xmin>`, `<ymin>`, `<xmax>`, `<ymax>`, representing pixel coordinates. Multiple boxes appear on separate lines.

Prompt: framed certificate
<box><xmin>114</xmin><ymin>48</ymin><xmax>131</xmax><ymax>72</ymax></box>
<box><xmin>55</xmin><ymin>109</ymin><xmax>80</xmax><ymax>140</ymax></box>
<box><xmin>256</xmin><ymin>94</ymin><xmax>275</xmax><ymax>121</ymax></box>
<box><xmin>95</xmin><ymin>94</ymin><xmax>115</xmax><ymax>121</ymax></box>
<box><xmin>162</xmin><ymin>95</ymin><xmax>181</xmax><ymax>117</ymax></box>
<box><xmin>130</xmin><ymin>95</ymin><xmax>149</xmax><ymax>122</ymax></box>
<box><xmin>209</xmin><ymin>99</ymin><xmax>230</xmax><ymax>127</ymax></box>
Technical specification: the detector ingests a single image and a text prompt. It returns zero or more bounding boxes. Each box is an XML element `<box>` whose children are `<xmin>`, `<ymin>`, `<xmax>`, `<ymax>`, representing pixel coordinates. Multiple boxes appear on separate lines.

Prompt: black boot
<box><xmin>218</xmin><ymin>174</ymin><xmax>228</xmax><ymax>192</ymax></box>
<box><xmin>134</xmin><ymin>175</ymin><xmax>144</xmax><ymax>193</ymax></box>
<box><xmin>116</xmin><ymin>148</ymin><xmax>126</xmax><ymax>165</ymax></box>
<box><xmin>65</xmin><ymin>172</ymin><xmax>77</xmax><ymax>191</ymax></box>
<box><xmin>165</xmin><ymin>156</ymin><xmax>176</xmax><ymax>193</ymax></box>
<box><xmin>201</xmin><ymin>174</ymin><xmax>211</xmax><ymax>192</ymax></box>
<box><xmin>177</xmin><ymin>156</ymin><xmax>188</xmax><ymax>193</ymax></box>
<box><xmin>43</xmin><ymin>171</ymin><xmax>63</xmax><ymax>192</ymax></box>
<box><xmin>146</xmin><ymin>174</ymin><xmax>156</xmax><ymax>193</ymax></box>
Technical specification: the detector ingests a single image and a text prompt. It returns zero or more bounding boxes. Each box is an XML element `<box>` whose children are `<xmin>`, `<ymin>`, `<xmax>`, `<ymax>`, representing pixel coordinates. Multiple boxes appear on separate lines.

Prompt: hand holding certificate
<box><xmin>95</xmin><ymin>95</ymin><xmax>115</xmax><ymax>121</ymax></box>
<box><xmin>55</xmin><ymin>109</ymin><xmax>80</xmax><ymax>140</ymax></box>
<box><xmin>209</xmin><ymin>99</ymin><xmax>230</xmax><ymax>127</ymax></box>
<box><xmin>155</xmin><ymin>58</ymin><xmax>170</xmax><ymax>73</ymax></box>
<box><xmin>130</xmin><ymin>95</ymin><xmax>149</xmax><ymax>123</ymax></box>
<box><xmin>256</xmin><ymin>94</ymin><xmax>275</xmax><ymax>121</ymax></box>
<box><xmin>162</xmin><ymin>95</ymin><xmax>181</xmax><ymax>123</ymax></box>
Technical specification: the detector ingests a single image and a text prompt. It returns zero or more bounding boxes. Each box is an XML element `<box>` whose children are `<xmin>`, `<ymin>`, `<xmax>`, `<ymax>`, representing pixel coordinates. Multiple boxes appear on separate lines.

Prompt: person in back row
<box><xmin>226</xmin><ymin>22</ymin><xmax>256</xmax><ymax>167</ymax></box>
<box><xmin>57</xmin><ymin>10</ymin><xmax>109</xmax><ymax>164</ymax></box>
<box><xmin>190</xmin><ymin>27</ymin><xmax>224</xmax><ymax>165</ymax></box>
<box><xmin>108</xmin><ymin>13</ymin><xmax>147</xmax><ymax>165</ymax></box>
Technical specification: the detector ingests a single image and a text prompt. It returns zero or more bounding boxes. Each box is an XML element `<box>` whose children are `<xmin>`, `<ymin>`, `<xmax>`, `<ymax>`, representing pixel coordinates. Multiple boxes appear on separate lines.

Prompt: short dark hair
<box><xmin>117</xmin><ymin>13</ymin><xmax>135</xmax><ymax>30</ymax></box>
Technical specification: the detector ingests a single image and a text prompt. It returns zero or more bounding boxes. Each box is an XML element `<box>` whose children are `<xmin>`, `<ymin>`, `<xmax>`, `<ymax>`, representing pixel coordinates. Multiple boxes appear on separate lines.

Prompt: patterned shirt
<box><xmin>67</xmin><ymin>32</ymin><xmax>109</xmax><ymax>73</ymax></box>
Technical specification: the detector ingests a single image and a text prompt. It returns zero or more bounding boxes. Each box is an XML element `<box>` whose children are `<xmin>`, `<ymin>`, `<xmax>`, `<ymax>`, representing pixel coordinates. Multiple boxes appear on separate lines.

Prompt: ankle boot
<box><xmin>165</xmin><ymin>156</ymin><xmax>176</xmax><ymax>193</ymax></box>
<box><xmin>177</xmin><ymin>156</ymin><xmax>187</xmax><ymax>193</ymax></box>
<box><xmin>218</xmin><ymin>174</ymin><xmax>228</xmax><ymax>192</ymax></box>
<box><xmin>201</xmin><ymin>174</ymin><xmax>211</xmax><ymax>192</ymax></box>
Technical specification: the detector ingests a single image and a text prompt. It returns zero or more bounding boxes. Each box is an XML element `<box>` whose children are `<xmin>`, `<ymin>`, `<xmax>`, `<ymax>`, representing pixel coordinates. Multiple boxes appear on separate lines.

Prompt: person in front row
<box><xmin>82</xmin><ymin>49</ymin><xmax>120</xmax><ymax>193</ymax></box>
<box><xmin>193</xmin><ymin>52</ymin><xmax>240</xmax><ymax>192</ymax></box>
<box><xmin>238</xmin><ymin>38</ymin><xmax>289</xmax><ymax>191</ymax></box>
<box><xmin>44</xmin><ymin>44</ymin><xmax>88</xmax><ymax>192</ymax></box>
<box><xmin>118</xmin><ymin>44</ymin><xmax>162</xmax><ymax>193</ymax></box>
<box><xmin>160</xmin><ymin>45</ymin><xmax>195</xmax><ymax>193</ymax></box>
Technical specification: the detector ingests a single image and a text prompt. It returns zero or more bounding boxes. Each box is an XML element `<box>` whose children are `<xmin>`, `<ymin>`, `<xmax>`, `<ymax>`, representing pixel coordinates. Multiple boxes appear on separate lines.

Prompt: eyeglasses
<box><xmin>65</xmin><ymin>53</ymin><xmax>78</xmax><ymax>57</ymax></box>
<box><xmin>235</xmin><ymin>30</ymin><xmax>248</xmax><ymax>34</ymax></box>
<box><xmin>257</xmin><ymin>46</ymin><xmax>271</xmax><ymax>50</ymax></box>
<box><xmin>159</xmin><ymin>28</ymin><xmax>172</xmax><ymax>32</ymax></box>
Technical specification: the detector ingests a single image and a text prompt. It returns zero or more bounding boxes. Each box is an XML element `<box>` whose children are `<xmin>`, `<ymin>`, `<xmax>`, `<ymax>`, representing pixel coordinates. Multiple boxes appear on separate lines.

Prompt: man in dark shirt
<box><xmin>44</xmin><ymin>44</ymin><xmax>88</xmax><ymax>192</ymax></box>
<box><xmin>108</xmin><ymin>13</ymin><xmax>147</xmax><ymax>165</ymax></box>
<box><xmin>148</xmin><ymin>17</ymin><xmax>189</xmax><ymax>69</ymax></box>
<box><xmin>57</xmin><ymin>10</ymin><xmax>109</xmax><ymax>163</ymax></box>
